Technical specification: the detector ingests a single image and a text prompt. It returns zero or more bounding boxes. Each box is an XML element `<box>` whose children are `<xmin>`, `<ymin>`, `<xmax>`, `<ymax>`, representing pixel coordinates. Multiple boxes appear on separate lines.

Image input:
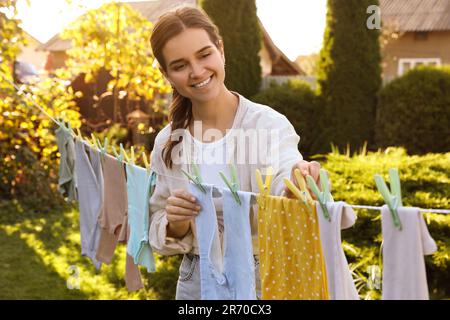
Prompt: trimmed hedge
<box><xmin>252</xmin><ymin>80</ymin><xmax>327</xmax><ymax>158</ymax></box>
<box><xmin>376</xmin><ymin>66</ymin><xmax>450</xmax><ymax>154</ymax></box>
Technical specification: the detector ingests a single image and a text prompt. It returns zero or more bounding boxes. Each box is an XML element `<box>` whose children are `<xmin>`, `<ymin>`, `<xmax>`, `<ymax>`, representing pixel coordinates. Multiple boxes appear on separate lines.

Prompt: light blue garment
<box><xmin>74</xmin><ymin>140</ymin><xmax>103</xmax><ymax>270</ymax></box>
<box><xmin>190</xmin><ymin>183</ymin><xmax>256</xmax><ymax>300</ymax></box>
<box><xmin>222</xmin><ymin>189</ymin><xmax>256</xmax><ymax>300</ymax></box>
<box><xmin>126</xmin><ymin>165</ymin><xmax>156</xmax><ymax>273</ymax></box>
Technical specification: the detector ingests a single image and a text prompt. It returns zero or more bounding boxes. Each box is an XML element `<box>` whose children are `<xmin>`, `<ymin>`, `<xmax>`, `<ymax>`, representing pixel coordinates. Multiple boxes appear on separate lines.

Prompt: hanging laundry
<box><xmin>222</xmin><ymin>189</ymin><xmax>257</xmax><ymax>300</ymax></box>
<box><xmin>316</xmin><ymin>201</ymin><xmax>359</xmax><ymax>300</ymax></box>
<box><xmin>55</xmin><ymin>126</ymin><xmax>77</xmax><ymax>201</ymax></box>
<box><xmin>126</xmin><ymin>164</ymin><xmax>156</xmax><ymax>273</ymax></box>
<box><xmin>257</xmin><ymin>188</ymin><xmax>329</xmax><ymax>299</ymax></box>
<box><xmin>74</xmin><ymin>139</ymin><xmax>103</xmax><ymax>270</ymax></box>
<box><xmin>381</xmin><ymin>206</ymin><xmax>437</xmax><ymax>300</ymax></box>
<box><xmin>95</xmin><ymin>153</ymin><xmax>143</xmax><ymax>292</ymax></box>
<box><xmin>95</xmin><ymin>153</ymin><xmax>128</xmax><ymax>263</ymax></box>
<box><xmin>191</xmin><ymin>182</ymin><xmax>256</xmax><ymax>300</ymax></box>
<box><xmin>190</xmin><ymin>183</ymin><xmax>231</xmax><ymax>300</ymax></box>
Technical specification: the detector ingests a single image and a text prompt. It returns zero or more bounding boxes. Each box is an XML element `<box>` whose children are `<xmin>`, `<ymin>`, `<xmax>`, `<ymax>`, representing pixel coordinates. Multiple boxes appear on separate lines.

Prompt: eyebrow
<box><xmin>168</xmin><ymin>45</ymin><xmax>213</xmax><ymax>67</ymax></box>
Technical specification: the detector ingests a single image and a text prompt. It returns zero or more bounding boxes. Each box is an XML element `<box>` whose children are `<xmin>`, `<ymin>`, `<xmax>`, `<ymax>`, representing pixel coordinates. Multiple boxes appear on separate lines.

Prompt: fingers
<box><xmin>166</xmin><ymin>189</ymin><xmax>201</xmax><ymax>223</ymax></box>
<box><xmin>309</xmin><ymin>161</ymin><xmax>321</xmax><ymax>184</ymax></box>
<box><xmin>172</xmin><ymin>189</ymin><xmax>197</xmax><ymax>203</ymax></box>
<box><xmin>167</xmin><ymin>195</ymin><xmax>200</xmax><ymax>212</ymax></box>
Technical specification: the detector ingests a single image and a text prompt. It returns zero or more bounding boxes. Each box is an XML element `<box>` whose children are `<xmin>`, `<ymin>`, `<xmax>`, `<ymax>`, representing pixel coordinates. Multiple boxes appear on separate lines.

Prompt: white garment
<box><xmin>381</xmin><ymin>206</ymin><xmax>437</xmax><ymax>300</ymax></box>
<box><xmin>316</xmin><ymin>201</ymin><xmax>359</xmax><ymax>300</ymax></box>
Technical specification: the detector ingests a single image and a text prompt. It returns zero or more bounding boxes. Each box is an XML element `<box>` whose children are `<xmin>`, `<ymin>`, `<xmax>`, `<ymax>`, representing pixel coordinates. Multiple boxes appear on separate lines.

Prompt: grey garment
<box><xmin>175</xmin><ymin>254</ymin><xmax>261</xmax><ymax>300</ymax></box>
<box><xmin>55</xmin><ymin>127</ymin><xmax>77</xmax><ymax>201</ymax></box>
<box><xmin>74</xmin><ymin>139</ymin><xmax>103</xmax><ymax>270</ymax></box>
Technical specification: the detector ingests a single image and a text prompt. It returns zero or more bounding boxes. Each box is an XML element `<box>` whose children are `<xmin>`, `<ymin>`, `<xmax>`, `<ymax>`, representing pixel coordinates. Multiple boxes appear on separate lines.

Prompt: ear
<box><xmin>218</xmin><ymin>40</ymin><xmax>225</xmax><ymax>60</ymax></box>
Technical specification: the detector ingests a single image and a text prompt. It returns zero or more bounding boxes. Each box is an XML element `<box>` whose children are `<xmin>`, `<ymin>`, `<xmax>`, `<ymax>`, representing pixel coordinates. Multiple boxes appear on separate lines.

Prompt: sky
<box><xmin>16</xmin><ymin>0</ymin><xmax>327</xmax><ymax>60</ymax></box>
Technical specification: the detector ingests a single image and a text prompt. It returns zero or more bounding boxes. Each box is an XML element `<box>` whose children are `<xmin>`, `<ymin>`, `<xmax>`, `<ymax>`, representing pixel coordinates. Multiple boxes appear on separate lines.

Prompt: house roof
<box><xmin>259</xmin><ymin>19</ymin><xmax>304</xmax><ymax>75</ymax></box>
<box><xmin>380</xmin><ymin>0</ymin><xmax>450</xmax><ymax>32</ymax></box>
<box><xmin>37</xmin><ymin>0</ymin><xmax>196</xmax><ymax>51</ymax></box>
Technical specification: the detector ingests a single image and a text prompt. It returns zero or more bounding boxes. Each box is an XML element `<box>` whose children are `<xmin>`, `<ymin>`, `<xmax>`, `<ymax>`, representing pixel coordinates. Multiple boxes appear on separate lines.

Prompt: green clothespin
<box><xmin>306</xmin><ymin>169</ymin><xmax>333</xmax><ymax>221</ymax></box>
<box><xmin>374</xmin><ymin>168</ymin><xmax>403</xmax><ymax>230</ymax></box>
<box><xmin>120</xmin><ymin>143</ymin><xmax>130</xmax><ymax>163</ymax></box>
<box><xmin>112</xmin><ymin>145</ymin><xmax>122</xmax><ymax>162</ymax></box>
<box><xmin>149</xmin><ymin>171</ymin><xmax>157</xmax><ymax>197</ymax></box>
<box><xmin>181</xmin><ymin>163</ymin><xmax>206</xmax><ymax>193</ymax></box>
<box><xmin>97</xmin><ymin>137</ymin><xmax>108</xmax><ymax>159</ymax></box>
<box><xmin>90</xmin><ymin>133</ymin><xmax>100</xmax><ymax>150</ymax></box>
<box><xmin>219</xmin><ymin>164</ymin><xmax>241</xmax><ymax>205</ymax></box>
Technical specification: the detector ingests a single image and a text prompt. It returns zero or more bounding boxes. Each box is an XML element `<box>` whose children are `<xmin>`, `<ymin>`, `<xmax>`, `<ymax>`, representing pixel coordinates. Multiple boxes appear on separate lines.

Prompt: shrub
<box><xmin>375</xmin><ymin>66</ymin><xmax>450</xmax><ymax>154</ymax></box>
<box><xmin>252</xmin><ymin>80</ymin><xmax>326</xmax><ymax>158</ymax></box>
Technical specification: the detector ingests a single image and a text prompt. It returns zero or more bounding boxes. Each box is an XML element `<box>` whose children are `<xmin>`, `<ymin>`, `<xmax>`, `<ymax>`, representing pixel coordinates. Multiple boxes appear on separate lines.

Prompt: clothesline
<box><xmin>4</xmin><ymin>74</ymin><xmax>450</xmax><ymax>215</ymax></box>
<box><xmin>151</xmin><ymin>171</ymin><xmax>450</xmax><ymax>215</ymax></box>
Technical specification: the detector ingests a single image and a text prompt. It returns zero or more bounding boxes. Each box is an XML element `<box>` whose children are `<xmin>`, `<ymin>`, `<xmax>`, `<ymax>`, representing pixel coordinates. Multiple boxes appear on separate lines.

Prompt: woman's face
<box><xmin>161</xmin><ymin>28</ymin><xmax>225</xmax><ymax>104</ymax></box>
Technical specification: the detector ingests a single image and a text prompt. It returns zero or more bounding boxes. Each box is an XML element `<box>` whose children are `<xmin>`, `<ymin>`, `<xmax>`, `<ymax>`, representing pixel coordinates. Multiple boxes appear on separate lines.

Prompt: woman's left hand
<box><xmin>284</xmin><ymin>160</ymin><xmax>321</xmax><ymax>199</ymax></box>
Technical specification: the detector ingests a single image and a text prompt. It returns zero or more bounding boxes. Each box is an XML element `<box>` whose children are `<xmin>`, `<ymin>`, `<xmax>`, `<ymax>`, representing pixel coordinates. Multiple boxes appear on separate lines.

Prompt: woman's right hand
<box><xmin>165</xmin><ymin>189</ymin><xmax>201</xmax><ymax>238</ymax></box>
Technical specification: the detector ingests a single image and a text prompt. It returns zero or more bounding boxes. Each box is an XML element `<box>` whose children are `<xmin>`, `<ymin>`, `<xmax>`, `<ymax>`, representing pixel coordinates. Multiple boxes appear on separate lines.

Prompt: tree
<box><xmin>1</xmin><ymin>0</ymin><xmax>79</xmax><ymax>209</ymax></box>
<box><xmin>60</xmin><ymin>2</ymin><xmax>171</xmax><ymax>124</ymax></box>
<box><xmin>317</xmin><ymin>0</ymin><xmax>382</xmax><ymax>151</ymax></box>
<box><xmin>201</xmin><ymin>0</ymin><xmax>262</xmax><ymax>97</ymax></box>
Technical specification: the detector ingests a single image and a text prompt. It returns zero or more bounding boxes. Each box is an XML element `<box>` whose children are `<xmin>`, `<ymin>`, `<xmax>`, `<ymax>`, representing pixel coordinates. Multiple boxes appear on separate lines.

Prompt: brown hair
<box><xmin>150</xmin><ymin>7</ymin><xmax>223</xmax><ymax>169</ymax></box>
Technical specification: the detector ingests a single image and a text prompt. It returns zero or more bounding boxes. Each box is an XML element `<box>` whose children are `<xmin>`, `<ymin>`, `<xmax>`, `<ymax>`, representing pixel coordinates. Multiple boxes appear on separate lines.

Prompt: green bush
<box><xmin>375</xmin><ymin>66</ymin><xmax>450</xmax><ymax>154</ymax></box>
<box><xmin>252</xmin><ymin>80</ymin><xmax>326</xmax><ymax>158</ymax></box>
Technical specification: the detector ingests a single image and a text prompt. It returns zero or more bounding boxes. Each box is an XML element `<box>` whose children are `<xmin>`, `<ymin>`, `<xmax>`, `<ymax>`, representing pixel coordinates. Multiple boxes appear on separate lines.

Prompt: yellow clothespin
<box><xmin>75</xmin><ymin>128</ymin><xmax>83</xmax><ymax>140</ymax></box>
<box><xmin>283</xmin><ymin>168</ymin><xmax>313</xmax><ymax>212</ymax></box>
<box><xmin>255</xmin><ymin>167</ymin><xmax>273</xmax><ymax>209</ymax></box>
<box><xmin>142</xmin><ymin>152</ymin><xmax>151</xmax><ymax>174</ymax></box>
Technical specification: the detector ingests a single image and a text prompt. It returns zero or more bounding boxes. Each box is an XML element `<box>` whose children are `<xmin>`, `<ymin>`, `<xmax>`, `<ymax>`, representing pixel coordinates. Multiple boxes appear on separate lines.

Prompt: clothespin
<box><xmin>75</xmin><ymin>127</ymin><xmax>83</xmax><ymax>140</ymax></box>
<box><xmin>90</xmin><ymin>133</ymin><xmax>100</xmax><ymax>150</ymax></box>
<box><xmin>149</xmin><ymin>171</ymin><xmax>157</xmax><ymax>196</ymax></box>
<box><xmin>306</xmin><ymin>169</ymin><xmax>333</xmax><ymax>221</ymax></box>
<box><xmin>219</xmin><ymin>164</ymin><xmax>241</xmax><ymax>205</ymax></box>
<box><xmin>283</xmin><ymin>168</ymin><xmax>313</xmax><ymax>212</ymax></box>
<box><xmin>120</xmin><ymin>143</ymin><xmax>130</xmax><ymax>162</ymax></box>
<box><xmin>97</xmin><ymin>137</ymin><xmax>108</xmax><ymax>159</ymax></box>
<box><xmin>374</xmin><ymin>168</ymin><xmax>403</xmax><ymax>230</ymax></box>
<box><xmin>255</xmin><ymin>167</ymin><xmax>273</xmax><ymax>196</ymax></box>
<box><xmin>255</xmin><ymin>167</ymin><xmax>273</xmax><ymax>210</ymax></box>
<box><xmin>130</xmin><ymin>146</ymin><xmax>135</xmax><ymax>165</ymax></box>
<box><xmin>181</xmin><ymin>163</ymin><xmax>206</xmax><ymax>193</ymax></box>
<box><xmin>142</xmin><ymin>152</ymin><xmax>151</xmax><ymax>174</ymax></box>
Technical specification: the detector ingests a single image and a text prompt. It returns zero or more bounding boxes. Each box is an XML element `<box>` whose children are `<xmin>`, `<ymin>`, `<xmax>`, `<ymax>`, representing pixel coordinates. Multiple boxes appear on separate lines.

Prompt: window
<box><xmin>398</xmin><ymin>58</ymin><xmax>441</xmax><ymax>76</ymax></box>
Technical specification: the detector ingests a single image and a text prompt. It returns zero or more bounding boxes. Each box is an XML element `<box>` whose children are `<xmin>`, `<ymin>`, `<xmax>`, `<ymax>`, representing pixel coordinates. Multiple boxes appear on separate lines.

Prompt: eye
<box><xmin>201</xmin><ymin>52</ymin><xmax>211</xmax><ymax>58</ymax></box>
<box><xmin>174</xmin><ymin>64</ymin><xmax>186</xmax><ymax>71</ymax></box>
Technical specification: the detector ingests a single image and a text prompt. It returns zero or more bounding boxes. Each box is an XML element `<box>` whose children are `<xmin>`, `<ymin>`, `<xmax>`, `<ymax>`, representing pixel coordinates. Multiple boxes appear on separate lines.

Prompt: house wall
<box><xmin>258</xmin><ymin>44</ymin><xmax>273</xmax><ymax>77</ymax></box>
<box><xmin>382</xmin><ymin>30</ymin><xmax>450</xmax><ymax>82</ymax></box>
<box><xmin>17</xmin><ymin>34</ymin><xmax>48</xmax><ymax>71</ymax></box>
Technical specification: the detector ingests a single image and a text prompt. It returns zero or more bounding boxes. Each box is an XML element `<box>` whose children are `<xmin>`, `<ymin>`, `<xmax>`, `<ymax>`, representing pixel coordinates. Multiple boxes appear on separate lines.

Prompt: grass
<box><xmin>0</xmin><ymin>199</ymin><xmax>177</xmax><ymax>299</ymax></box>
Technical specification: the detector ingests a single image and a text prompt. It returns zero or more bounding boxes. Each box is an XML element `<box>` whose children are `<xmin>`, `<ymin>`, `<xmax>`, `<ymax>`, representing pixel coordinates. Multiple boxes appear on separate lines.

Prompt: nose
<box><xmin>189</xmin><ymin>62</ymin><xmax>205</xmax><ymax>79</ymax></box>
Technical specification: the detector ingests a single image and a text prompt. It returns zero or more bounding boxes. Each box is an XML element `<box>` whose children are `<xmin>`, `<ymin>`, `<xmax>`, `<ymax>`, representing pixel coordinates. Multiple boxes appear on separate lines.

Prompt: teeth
<box><xmin>193</xmin><ymin>76</ymin><xmax>212</xmax><ymax>88</ymax></box>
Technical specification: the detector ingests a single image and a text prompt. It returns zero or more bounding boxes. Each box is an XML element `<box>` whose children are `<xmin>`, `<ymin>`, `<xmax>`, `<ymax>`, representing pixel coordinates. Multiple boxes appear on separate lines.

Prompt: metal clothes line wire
<box><xmin>2</xmin><ymin>72</ymin><xmax>449</xmax><ymax>215</ymax></box>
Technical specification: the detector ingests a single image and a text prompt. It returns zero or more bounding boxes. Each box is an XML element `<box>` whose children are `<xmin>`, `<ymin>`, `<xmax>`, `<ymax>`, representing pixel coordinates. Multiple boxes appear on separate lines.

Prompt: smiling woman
<box><xmin>147</xmin><ymin>6</ymin><xmax>324</xmax><ymax>300</ymax></box>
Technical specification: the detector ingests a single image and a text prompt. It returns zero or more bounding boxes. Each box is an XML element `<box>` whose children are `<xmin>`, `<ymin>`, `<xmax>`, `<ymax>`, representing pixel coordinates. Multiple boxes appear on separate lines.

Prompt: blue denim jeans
<box><xmin>175</xmin><ymin>253</ymin><xmax>261</xmax><ymax>300</ymax></box>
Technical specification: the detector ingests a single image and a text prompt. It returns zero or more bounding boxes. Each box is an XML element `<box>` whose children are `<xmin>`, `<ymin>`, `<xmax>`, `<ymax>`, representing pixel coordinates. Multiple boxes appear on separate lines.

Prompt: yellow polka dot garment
<box><xmin>257</xmin><ymin>195</ymin><xmax>329</xmax><ymax>300</ymax></box>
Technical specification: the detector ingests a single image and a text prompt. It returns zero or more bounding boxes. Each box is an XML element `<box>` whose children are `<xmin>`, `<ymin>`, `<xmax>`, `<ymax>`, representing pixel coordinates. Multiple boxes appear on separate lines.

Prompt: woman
<box><xmin>148</xmin><ymin>6</ymin><xmax>322</xmax><ymax>299</ymax></box>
